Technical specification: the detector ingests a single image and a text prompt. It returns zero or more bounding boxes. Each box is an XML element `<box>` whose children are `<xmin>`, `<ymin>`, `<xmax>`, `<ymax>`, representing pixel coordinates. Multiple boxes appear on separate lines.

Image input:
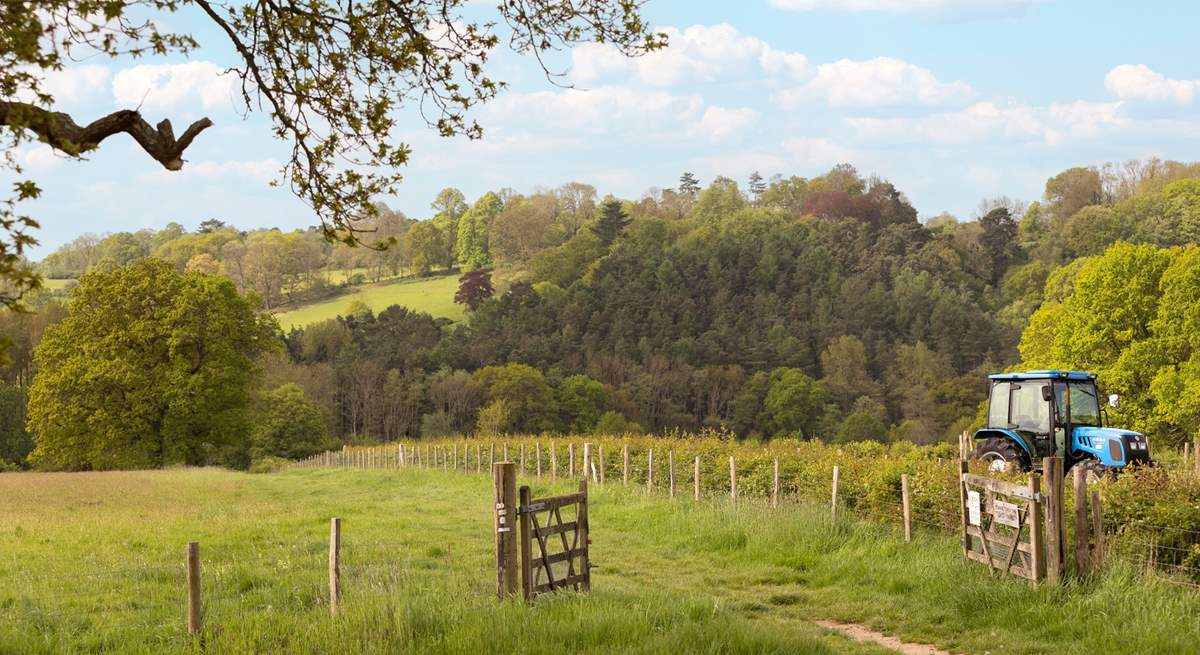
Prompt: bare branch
<box><xmin>0</xmin><ymin>102</ymin><xmax>213</xmax><ymax>171</ymax></box>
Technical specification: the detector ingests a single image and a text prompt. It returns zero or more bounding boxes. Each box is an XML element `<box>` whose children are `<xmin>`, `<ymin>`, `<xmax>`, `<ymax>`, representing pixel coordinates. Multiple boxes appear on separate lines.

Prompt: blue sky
<box><xmin>14</xmin><ymin>0</ymin><xmax>1200</xmax><ymax>257</ymax></box>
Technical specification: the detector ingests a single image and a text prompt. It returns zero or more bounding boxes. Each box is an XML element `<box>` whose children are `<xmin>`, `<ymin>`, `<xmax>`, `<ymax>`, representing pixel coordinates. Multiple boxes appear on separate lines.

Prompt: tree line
<box><xmin>4</xmin><ymin>158</ymin><xmax>1200</xmax><ymax>470</ymax></box>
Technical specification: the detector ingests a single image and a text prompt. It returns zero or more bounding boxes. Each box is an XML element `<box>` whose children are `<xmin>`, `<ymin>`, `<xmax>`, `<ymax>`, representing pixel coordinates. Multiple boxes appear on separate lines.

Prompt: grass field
<box><xmin>40</xmin><ymin>278</ymin><xmax>75</xmax><ymax>291</ymax></box>
<box><xmin>275</xmin><ymin>273</ymin><xmax>464</xmax><ymax>329</ymax></box>
<box><xmin>2</xmin><ymin>466</ymin><xmax>1198</xmax><ymax>654</ymax></box>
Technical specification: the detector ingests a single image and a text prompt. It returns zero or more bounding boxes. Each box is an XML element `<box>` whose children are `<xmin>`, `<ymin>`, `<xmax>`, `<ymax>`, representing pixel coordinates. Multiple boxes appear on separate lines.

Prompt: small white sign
<box><xmin>967</xmin><ymin>490</ymin><xmax>981</xmax><ymax>526</ymax></box>
<box><xmin>994</xmin><ymin>500</ymin><xmax>1021</xmax><ymax>528</ymax></box>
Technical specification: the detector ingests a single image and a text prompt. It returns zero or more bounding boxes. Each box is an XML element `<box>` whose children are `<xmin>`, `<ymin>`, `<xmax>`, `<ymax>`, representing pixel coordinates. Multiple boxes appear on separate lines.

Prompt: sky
<box><xmin>13</xmin><ymin>0</ymin><xmax>1200</xmax><ymax>257</ymax></box>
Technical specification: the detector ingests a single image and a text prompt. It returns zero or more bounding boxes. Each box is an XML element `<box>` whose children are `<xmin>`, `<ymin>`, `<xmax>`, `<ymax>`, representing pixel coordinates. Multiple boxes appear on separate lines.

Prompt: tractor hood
<box><xmin>1073</xmin><ymin>426</ymin><xmax>1151</xmax><ymax>467</ymax></box>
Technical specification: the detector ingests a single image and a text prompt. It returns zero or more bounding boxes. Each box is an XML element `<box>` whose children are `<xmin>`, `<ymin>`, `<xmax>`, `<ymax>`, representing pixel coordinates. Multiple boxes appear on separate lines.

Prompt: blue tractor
<box><xmin>973</xmin><ymin>370</ymin><xmax>1152</xmax><ymax>474</ymax></box>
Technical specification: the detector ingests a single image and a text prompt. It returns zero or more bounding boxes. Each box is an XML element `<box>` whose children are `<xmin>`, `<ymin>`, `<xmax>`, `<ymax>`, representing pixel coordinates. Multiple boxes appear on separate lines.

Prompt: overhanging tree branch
<box><xmin>0</xmin><ymin>101</ymin><xmax>213</xmax><ymax>171</ymax></box>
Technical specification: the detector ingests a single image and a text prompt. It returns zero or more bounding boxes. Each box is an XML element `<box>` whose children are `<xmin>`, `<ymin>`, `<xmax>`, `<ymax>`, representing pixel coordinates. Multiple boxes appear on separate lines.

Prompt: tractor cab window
<box><xmin>1009</xmin><ymin>383</ymin><xmax>1050</xmax><ymax>435</ymax></box>
<box><xmin>987</xmin><ymin>382</ymin><xmax>1010</xmax><ymax>428</ymax></box>
<box><xmin>1053</xmin><ymin>381</ymin><xmax>1101</xmax><ymax>427</ymax></box>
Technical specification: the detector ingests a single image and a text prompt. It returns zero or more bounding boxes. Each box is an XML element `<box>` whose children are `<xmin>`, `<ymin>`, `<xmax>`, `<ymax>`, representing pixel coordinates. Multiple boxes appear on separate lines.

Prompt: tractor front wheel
<box><xmin>974</xmin><ymin>437</ymin><xmax>1031</xmax><ymax>472</ymax></box>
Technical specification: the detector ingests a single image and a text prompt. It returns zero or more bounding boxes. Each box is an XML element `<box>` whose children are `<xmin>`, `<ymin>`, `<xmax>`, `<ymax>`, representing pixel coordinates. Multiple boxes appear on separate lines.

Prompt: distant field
<box><xmin>276</xmin><ymin>273</ymin><xmax>464</xmax><ymax>329</ymax></box>
<box><xmin>40</xmin><ymin>278</ymin><xmax>75</xmax><ymax>291</ymax></box>
<box><xmin>1</xmin><ymin>466</ymin><xmax>1197</xmax><ymax>654</ymax></box>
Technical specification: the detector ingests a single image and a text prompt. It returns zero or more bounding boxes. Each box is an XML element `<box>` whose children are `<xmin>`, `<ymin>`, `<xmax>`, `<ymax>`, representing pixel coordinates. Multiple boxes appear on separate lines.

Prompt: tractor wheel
<box><xmin>974</xmin><ymin>437</ymin><xmax>1031</xmax><ymax>473</ymax></box>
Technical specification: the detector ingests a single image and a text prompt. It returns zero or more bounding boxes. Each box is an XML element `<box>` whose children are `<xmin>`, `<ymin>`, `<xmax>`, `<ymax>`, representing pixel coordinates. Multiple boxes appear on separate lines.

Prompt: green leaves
<box><xmin>26</xmin><ymin>259</ymin><xmax>279</xmax><ymax>470</ymax></box>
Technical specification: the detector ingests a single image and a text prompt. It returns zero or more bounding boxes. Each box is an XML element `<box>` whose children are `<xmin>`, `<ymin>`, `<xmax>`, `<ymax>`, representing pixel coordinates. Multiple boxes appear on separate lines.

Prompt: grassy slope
<box><xmin>274</xmin><ymin>273</ymin><xmax>464</xmax><ymax>329</ymax></box>
<box><xmin>0</xmin><ymin>468</ymin><xmax>1197</xmax><ymax>654</ymax></box>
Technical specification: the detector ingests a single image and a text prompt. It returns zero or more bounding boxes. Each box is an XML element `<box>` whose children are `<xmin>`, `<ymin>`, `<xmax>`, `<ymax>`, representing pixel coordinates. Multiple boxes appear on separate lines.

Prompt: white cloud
<box><xmin>1105</xmin><ymin>64</ymin><xmax>1198</xmax><ymax>105</ymax></box>
<box><xmin>690</xmin><ymin>106</ymin><xmax>758</xmax><ymax>141</ymax></box>
<box><xmin>571</xmin><ymin>23</ymin><xmax>808</xmax><ymax>86</ymax></box>
<box><xmin>688</xmin><ymin>137</ymin><xmax>860</xmax><ymax>181</ymax></box>
<box><xmin>36</xmin><ymin>65</ymin><xmax>111</xmax><ymax>104</ymax></box>
<box><xmin>777</xmin><ymin>57</ymin><xmax>971</xmax><ymax>108</ymax></box>
<box><xmin>112</xmin><ymin>61</ymin><xmax>235</xmax><ymax>111</ymax></box>
<box><xmin>487</xmin><ymin>86</ymin><xmax>703</xmax><ymax>134</ymax></box>
<box><xmin>845</xmin><ymin>100</ymin><xmax>1125</xmax><ymax>146</ymax></box>
<box><xmin>139</xmin><ymin>158</ymin><xmax>281</xmax><ymax>184</ymax></box>
<box><xmin>769</xmin><ymin>0</ymin><xmax>1035</xmax><ymax>15</ymax></box>
<box><xmin>21</xmin><ymin>145</ymin><xmax>65</xmax><ymax>171</ymax></box>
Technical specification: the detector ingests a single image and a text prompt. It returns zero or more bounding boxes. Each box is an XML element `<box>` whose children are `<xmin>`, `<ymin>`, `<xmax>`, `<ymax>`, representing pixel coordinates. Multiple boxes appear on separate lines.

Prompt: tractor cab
<box><xmin>973</xmin><ymin>370</ymin><xmax>1151</xmax><ymax>473</ymax></box>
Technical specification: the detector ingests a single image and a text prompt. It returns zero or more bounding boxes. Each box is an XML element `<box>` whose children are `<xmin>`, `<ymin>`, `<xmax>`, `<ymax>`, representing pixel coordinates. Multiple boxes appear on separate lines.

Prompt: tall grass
<box><xmin>2</xmin><ymin>466</ymin><xmax>1199</xmax><ymax>654</ymax></box>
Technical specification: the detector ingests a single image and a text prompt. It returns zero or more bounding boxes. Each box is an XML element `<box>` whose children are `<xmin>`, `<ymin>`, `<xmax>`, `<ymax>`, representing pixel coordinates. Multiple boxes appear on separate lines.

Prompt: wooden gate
<box><xmin>959</xmin><ymin>463</ymin><xmax>1046</xmax><ymax>582</ymax></box>
<box><xmin>518</xmin><ymin>479</ymin><xmax>591</xmax><ymax>600</ymax></box>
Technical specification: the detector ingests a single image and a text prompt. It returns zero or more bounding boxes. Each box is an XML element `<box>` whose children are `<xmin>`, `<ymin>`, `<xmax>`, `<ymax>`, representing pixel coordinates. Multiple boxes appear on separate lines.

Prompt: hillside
<box><xmin>274</xmin><ymin>272</ymin><xmax>464</xmax><ymax>330</ymax></box>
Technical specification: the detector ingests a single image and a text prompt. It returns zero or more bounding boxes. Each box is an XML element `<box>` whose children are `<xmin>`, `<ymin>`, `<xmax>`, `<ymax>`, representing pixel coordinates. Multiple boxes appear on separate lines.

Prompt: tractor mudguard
<box><xmin>972</xmin><ymin>428</ymin><xmax>1035</xmax><ymax>460</ymax></box>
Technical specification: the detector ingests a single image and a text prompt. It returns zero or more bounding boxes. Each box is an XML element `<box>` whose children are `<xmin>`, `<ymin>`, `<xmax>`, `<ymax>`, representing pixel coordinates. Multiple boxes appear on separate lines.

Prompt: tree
<box><xmin>26</xmin><ymin>259</ymin><xmax>277</xmax><ymax>469</ymax></box>
<box><xmin>0</xmin><ymin>383</ymin><xmax>32</xmax><ymax>468</ymax></box>
<box><xmin>978</xmin><ymin>206</ymin><xmax>1019</xmax><ymax>284</ymax></box>
<box><xmin>0</xmin><ymin>1</ymin><xmax>665</xmax><ymax>310</ymax></box>
<box><xmin>455</xmin><ymin>269</ymin><xmax>495</xmax><ymax>311</ymax></box>
<box><xmin>591</xmin><ymin>199</ymin><xmax>631</xmax><ymax>246</ymax></box>
<box><xmin>748</xmin><ymin>171</ymin><xmax>766</xmax><ymax>203</ymax></box>
<box><xmin>430</xmin><ymin>188</ymin><xmax>468</xmax><ymax>264</ymax></box>
<box><xmin>820</xmin><ymin>335</ymin><xmax>880</xmax><ymax>412</ymax></box>
<box><xmin>558</xmin><ymin>374</ymin><xmax>610</xmax><ymax>432</ymax></box>
<box><xmin>457</xmin><ymin>192</ymin><xmax>504</xmax><ymax>270</ymax></box>
<box><xmin>404</xmin><ymin>221</ymin><xmax>448</xmax><ymax>275</ymax></box>
<box><xmin>471</xmin><ymin>363</ymin><xmax>560</xmax><ymax>433</ymax></box>
<box><xmin>251</xmin><ymin>384</ymin><xmax>330</xmax><ymax>460</ymax></box>
<box><xmin>763</xmin><ymin>368</ymin><xmax>826</xmax><ymax>438</ymax></box>
<box><xmin>198</xmin><ymin>219</ymin><xmax>227</xmax><ymax>234</ymax></box>
<box><xmin>678</xmin><ymin>172</ymin><xmax>701</xmax><ymax>196</ymax></box>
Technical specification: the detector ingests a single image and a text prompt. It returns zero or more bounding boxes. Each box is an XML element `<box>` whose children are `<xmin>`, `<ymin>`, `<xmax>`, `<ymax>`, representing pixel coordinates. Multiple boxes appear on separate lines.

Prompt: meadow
<box><xmin>2</xmin><ymin>461</ymin><xmax>1200</xmax><ymax>654</ymax></box>
<box><xmin>273</xmin><ymin>272</ymin><xmax>464</xmax><ymax>329</ymax></box>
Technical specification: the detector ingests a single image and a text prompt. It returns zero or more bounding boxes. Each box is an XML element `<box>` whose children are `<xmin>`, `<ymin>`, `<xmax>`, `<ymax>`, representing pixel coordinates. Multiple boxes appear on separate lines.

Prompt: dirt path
<box><xmin>814</xmin><ymin>620</ymin><xmax>960</xmax><ymax>655</ymax></box>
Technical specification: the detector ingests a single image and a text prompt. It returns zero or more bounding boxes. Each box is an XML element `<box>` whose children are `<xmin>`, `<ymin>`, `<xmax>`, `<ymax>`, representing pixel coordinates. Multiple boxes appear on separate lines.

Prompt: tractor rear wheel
<box><xmin>974</xmin><ymin>437</ymin><xmax>1031</xmax><ymax>472</ymax></box>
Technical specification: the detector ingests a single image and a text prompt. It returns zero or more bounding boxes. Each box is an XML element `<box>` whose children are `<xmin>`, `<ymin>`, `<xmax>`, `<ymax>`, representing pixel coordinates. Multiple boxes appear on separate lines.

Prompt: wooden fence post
<box><xmin>694</xmin><ymin>456</ymin><xmax>701</xmax><ymax>501</ymax></box>
<box><xmin>1074</xmin><ymin>465</ymin><xmax>1090</xmax><ymax>578</ymax></box>
<box><xmin>583</xmin><ymin>443</ymin><xmax>593</xmax><ymax>483</ymax></box>
<box><xmin>186</xmin><ymin>542</ymin><xmax>201</xmax><ymax>636</ymax></box>
<box><xmin>668</xmin><ymin>451</ymin><xmax>675</xmax><ymax>498</ymax></box>
<box><xmin>551</xmin><ymin>442</ymin><xmax>558</xmax><ymax>481</ymax></box>
<box><xmin>329</xmin><ymin>518</ymin><xmax>341</xmax><ymax>615</ymax></box>
<box><xmin>729</xmin><ymin>455</ymin><xmax>737</xmax><ymax>501</ymax></box>
<box><xmin>579</xmin><ymin>477</ymin><xmax>591</xmax><ymax>591</ymax></box>
<box><xmin>453</xmin><ymin>443</ymin><xmax>458</xmax><ymax>471</ymax></box>
<box><xmin>598</xmin><ymin>445</ymin><xmax>605</xmax><ymax>484</ymax></box>
<box><xmin>622</xmin><ymin>445</ymin><xmax>630</xmax><ymax>486</ymax></box>
<box><xmin>831</xmin><ymin>465</ymin><xmax>840</xmax><ymax>520</ymax></box>
<box><xmin>958</xmin><ymin>460</ymin><xmax>968</xmax><ymax>556</ymax></box>
<box><xmin>536</xmin><ymin>442</ymin><xmax>542</xmax><ymax>479</ymax></box>
<box><xmin>490</xmin><ymin>443</ymin><xmax>495</xmax><ymax>469</ymax></box>
<box><xmin>901</xmin><ymin>473</ymin><xmax>911</xmax><ymax>543</ymax></box>
<box><xmin>1090</xmin><ymin>489</ymin><xmax>1105</xmax><ymax>572</ymax></box>
<box><xmin>520</xmin><ymin>443</ymin><xmax>526</xmax><ymax>473</ymax></box>
<box><xmin>493</xmin><ymin>462</ymin><xmax>518</xmax><ymax>598</ymax></box>
<box><xmin>771</xmin><ymin>459</ymin><xmax>780</xmax><ymax>509</ymax></box>
<box><xmin>519</xmin><ymin>486</ymin><xmax>533</xmax><ymax>602</ymax></box>
<box><xmin>647</xmin><ymin>448</ymin><xmax>654</xmax><ymax>494</ymax></box>
<box><xmin>569</xmin><ymin>443</ymin><xmax>575</xmax><ymax>479</ymax></box>
<box><xmin>1043</xmin><ymin>456</ymin><xmax>1064</xmax><ymax>584</ymax></box>
<box><xmin>476</xmin><ymin>444</ymin><xmax>481</xmax><ymax>474</ymax></box>
<box><xmin>1030</xmin><ymin>472</ymin><xmax>1045</xmax><ymax>582</ymax></box>
<box><xmin>504</xmin><ymin>443</ymin><xmax>509</xmax><ymax>463</ymax></box>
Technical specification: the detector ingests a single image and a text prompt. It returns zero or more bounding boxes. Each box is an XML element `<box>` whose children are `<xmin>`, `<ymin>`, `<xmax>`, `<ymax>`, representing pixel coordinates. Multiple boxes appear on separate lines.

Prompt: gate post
<box><xmin>1029</xmin><ymin>472</ymin><xmax>1045</xmax><ymax>582</ymax></box>
<box><xmin>493</xmin><ymin>462</ymin><xmax>518</xmax><ymax>597</ymax></box>
<box><xmin>578</xmin><ymin>478</ymin><xmax>591</xmax><ymax>591</ymax></box>
<box><xmin>1043</xmin><ymin>456</ymin><xmax>1064</xmax><ymax>584</ymax></box>
<box><xmin>518</xmin><ymin>486</ymin><xmax>533</xmax><ymax>601</ymax></box>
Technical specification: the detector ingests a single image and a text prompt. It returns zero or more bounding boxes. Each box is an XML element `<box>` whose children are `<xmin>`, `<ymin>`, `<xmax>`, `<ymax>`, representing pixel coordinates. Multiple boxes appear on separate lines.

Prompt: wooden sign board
<box><xmin>994</xmin><ymin>500</ymin><xmax>1021</xmax><ymax>528</ymax></box>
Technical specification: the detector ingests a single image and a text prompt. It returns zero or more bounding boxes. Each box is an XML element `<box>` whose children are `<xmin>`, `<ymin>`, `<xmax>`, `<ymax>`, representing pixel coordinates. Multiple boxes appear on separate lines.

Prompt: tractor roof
<box><xmin>988</xmin><ymin>370</ymin><xmax>1096</xmax><ymax>381</ymax></box>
